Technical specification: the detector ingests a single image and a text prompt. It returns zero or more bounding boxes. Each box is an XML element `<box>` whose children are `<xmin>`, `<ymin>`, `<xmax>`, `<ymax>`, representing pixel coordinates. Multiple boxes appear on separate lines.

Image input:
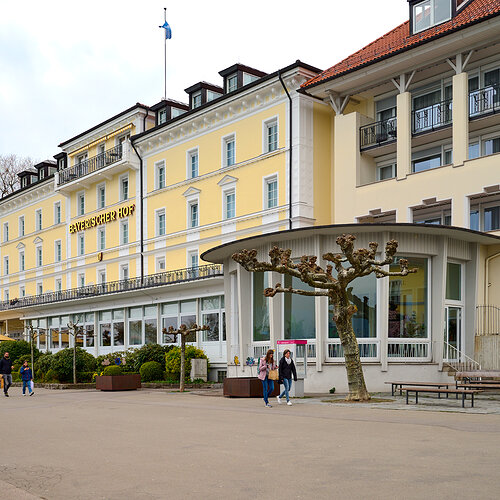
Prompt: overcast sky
<box><xmin>0</xmin><ymin>0</ymin><xmax>409</xmax><ymax>161</ymax></box>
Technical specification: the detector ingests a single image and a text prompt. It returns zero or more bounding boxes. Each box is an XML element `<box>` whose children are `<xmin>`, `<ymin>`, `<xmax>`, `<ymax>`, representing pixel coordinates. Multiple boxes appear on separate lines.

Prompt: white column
<box><xmin>396</xmin><ymin>92</ymin><xmax>412</xmax><ymax>180</ymax></box>
<box><xmin>452</xmin><ymin>72</ymin><xmax>469</xmax><ymax>167</ymax></box>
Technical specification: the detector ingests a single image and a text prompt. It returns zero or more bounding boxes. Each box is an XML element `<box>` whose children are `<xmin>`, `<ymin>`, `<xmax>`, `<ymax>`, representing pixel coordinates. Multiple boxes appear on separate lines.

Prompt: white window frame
<box><xmin>35</xmin><ymin>209</ymin><xmax>42</xmax><ymax>231</ymax></box>
<box><xmin>20</xmin><ymin>285</ymin><xmax>25</xmax><ymax>297</ymax></box>
<box><xmin>156</xmin><ymin>208</ymin><xmax>166</xmax><ymax>236</ymax></box>
<box><xmin>97</xmin><ymin>184</ymin><xmax>106</xmax><ymax>210</ymax></box>
<box><xmin>98</xmin><ymin>227</ymin><xmax>106</xmax><ymax>251</ymax></box>
<box><xmin>156</xmin><ymin>256</ymin><xmax>166</xmax><ymax>272</ymax></box>
<box><xmin>192</xmin><ymin>91</ymin><xmax>202</xmax><ymax>108</ymax></box>
<box><xmin>120</xmin><ymin>264</ymin><xmax>129</xmax><ymax>281</ymax></box>
<box><xmin>263</xmin><ymin>116</ymin><xmax>279</xmax><ymax>153</ymax></box>
<box><xmin>4</xmin><ymin>256</ymin><xmax>9</xmax><ymax>275</ymax></box>
<box><xmin>188</xmin><ymin>201</ymin><xmax>199</xmax><ymax>228</ymax></box>
<box><xmin>120</xmin><ymin>175</ymin><xmax>129</xmax><ymax>201</ymax></box>
<box><xmin>120</xmin><ymin>219</ymin><xmax>129</xmax><ymax>245</ymax></box>
<box><xmin>37</xmin><ymin>282</ymin><xmax>43</xmax><ymax>295</ymax></box>
<box><xmin>263</xmin><ymin>174</ymin><xmax>279</xmax><ymax>210</ymax></box>
<box><xmin>77</xmin><ymin>191</ymin><xmax>85</xmax><ymax>216</ymax></box>
<box><xmin>78</xmin><ymin>273</ymin><xmax>85</xmax><ymax>288</ymax></box>
<box><xmin>36</xmin><ymin>246</ymin><xmax>43</xmax><ymax>267</ymax></box>
<box><xmin>376</xmin><ymin>162</ymin><xmax>397</xmax><ymax>181</ymax></box>
<box><xmin>222</xmin><ymin>133</ymin><xmax>236</xmax><ymax>168</ymax></box>
<box><xmin>223</xmin><ymin>188</ymin><xmax>236</xmax><ymax>220</ymax></box>
<box><xmin>78</xmin><ymin>233</ymin><xmax>85</xmax><ymax>256</ymax></box>
<box><xmin>4</xmin><ymin>289</ymin><xmax>9</xmax><ymax>302</ymax></box>
<box><xmin>19</xmin><ymin>251</ymin><xmax>25</xmax><ymax>272</ymax></box>
<box><xmin>53</xmin><ymin>202</ymin><xmax>61</xmax><ymax>225</ymax></box>
<box><xmin>3</xmin><ymin>222</ymin><xmax>8</xmax><ymax>242</ymax></box>
<box><xmin>18</xmin><ymin>216</ymin><xmax>25</xmax><ymax>237</ymax></box>
<box><xmin>413</xmin><ymin>0</ymin><xmax>451</xmax><ymax>34</ymax></box>
<box><xmin>97</xmin><ymin>269</ymin><xmax>106</xmax><ymax>284</ymax></box>
<box><xmin>54</xmin><ymin>240</ymin><xmax>62</xmax><ymax>262</ymax></box>
<box><xmin>187</xmin><ymin>148</ymin><xmax>199</xmax><ymax>179</ymax></box>
<box><xmin>155</xmin><ymin>160</ymin><xmax>166</xmax><ymax>190</ymax></box>
<box><xmin>55</xmin><ymin>278</ymin><xmax>62</xmax><ymax>292</ymax></box>
<box><xmin>188</xmin><ymin>250</ymin><xmax>199</xmax><ymax>269</ymax></box>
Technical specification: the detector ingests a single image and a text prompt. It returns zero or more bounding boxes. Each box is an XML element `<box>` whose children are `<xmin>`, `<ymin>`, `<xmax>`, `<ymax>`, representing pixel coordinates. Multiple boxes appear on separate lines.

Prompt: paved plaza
<box><xmin>1</xmin><ymin>388</ymin><xmax>500</xmax><ymax>499</ymax></box>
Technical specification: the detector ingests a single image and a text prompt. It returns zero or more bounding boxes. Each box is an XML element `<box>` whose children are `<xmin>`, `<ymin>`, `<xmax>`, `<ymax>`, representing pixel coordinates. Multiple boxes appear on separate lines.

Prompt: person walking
<box><xmin>258</xmin><ymin>349</ymin><xmax>277</xmax><ymax>408</ymax></box>
<box><xmin>0</xmin><ymin>352</ymin><xmax>14</xmax><ymax>397</ymax></box>
<box><xmin>277</xmin><ymin>349</ymin><xmax>297</xmax><ymax>406</ymax></box>
<box><xmin>20</xmin><ymin>360</ymin><xmax>34</xmax><ymax>396</ymax></box>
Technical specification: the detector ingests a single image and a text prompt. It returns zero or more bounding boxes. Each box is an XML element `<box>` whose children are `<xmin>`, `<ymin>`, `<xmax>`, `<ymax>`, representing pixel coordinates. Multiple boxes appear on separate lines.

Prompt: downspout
<box><xmin>278</xmin><ymin>70</ymin><xmax>293</xmax><ymax>230</ymax></box>
<box><xmin>130</xmin><ymin>110</ymin><xmax>148</xmax><ymax>284</ymax></box>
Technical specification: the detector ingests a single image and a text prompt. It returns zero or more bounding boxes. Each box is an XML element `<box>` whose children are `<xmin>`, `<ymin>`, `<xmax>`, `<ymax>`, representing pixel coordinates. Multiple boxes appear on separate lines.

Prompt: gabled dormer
<box><xmin>151</xmin><ymin>99</ymin><xmax>189</xmax><ymax>126</ymax></box>
<box><xmin>35</xmin><ymin>160</ymin><xmax>57</xmax><ymax>181</ymax></box>
<box><xmin>184</xmin><ymin>82</ymin><xmax>223</xmax><ymax>110</ymax></box>
<box><xmin>409</xmin><ymin>0</ymin><xmax>472</xmax><ymax>35</ymax></box>
<box><xmin>219</xmin><ymin>64</ymin><xmax>267</xmax><ymax>94</ymax></box>
<box><xmin>18</xmin><ymin>170</ymin><xmax>38</xmax><ymax>189</ymax></box>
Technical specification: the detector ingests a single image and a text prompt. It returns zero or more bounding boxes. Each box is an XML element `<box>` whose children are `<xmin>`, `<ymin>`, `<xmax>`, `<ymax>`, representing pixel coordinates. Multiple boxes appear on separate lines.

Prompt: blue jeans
<box><xmin>279</xmin><ymin>378</ymin><xmax>292</xmax><ymax>402</ymax></box>
<box><xmin>22</xmin><ymin>380</ymin><xmax>32</xmax><ymax>394</ymax></box>
<box><xmin>262</xmin><ymin>377</ymin><xmax>274</xmax><ymax>404</ymax></box>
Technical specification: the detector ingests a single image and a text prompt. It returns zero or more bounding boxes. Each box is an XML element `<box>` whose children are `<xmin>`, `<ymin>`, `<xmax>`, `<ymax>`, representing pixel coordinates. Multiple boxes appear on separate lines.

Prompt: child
<box><xmin>20</xmin><ymin>360</ymin><xmax>34</xmax><ymax>396</ymax></box>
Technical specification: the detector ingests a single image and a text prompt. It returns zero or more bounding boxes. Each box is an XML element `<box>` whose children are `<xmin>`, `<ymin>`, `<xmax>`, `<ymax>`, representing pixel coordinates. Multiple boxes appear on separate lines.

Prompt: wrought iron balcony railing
<box><xmin>469</xmin><ymin>85</ymin><xmax>500</xmax><ymax>118</ymax></box>
<box><xmin>57</xmin><ymin>144</ymin><xmax>124</xmax><ymax>186</ymax></box>
<box><xmin>0</xmin><ymin>264</ymin><xmax>223</xmax><ymax>311</ymax></box>
<box><xmin>412</xmin><ymin>98</ymin><xmax>452</xmax><ymax>134</ymax></box>
<box><xmin>359</xmin><ymin>117</ymin><xmax>397</xmax><ymax>150</ymax></box>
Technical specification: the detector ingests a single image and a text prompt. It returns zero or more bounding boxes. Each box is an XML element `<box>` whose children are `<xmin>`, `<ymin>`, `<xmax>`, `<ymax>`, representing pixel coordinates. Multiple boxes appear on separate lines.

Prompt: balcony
<box><xmin>0</xmin><ymin>264</ymin><xmax>223</xmax><ymax>311</ymax></box>
<box><xmin>469</xmin><ymin>85</ymin><xmax>500</xmax><ymax>119</ymax></box>
<box><xmin>56</xmin><ymin>143</ymin><xmax>139</xmax><ymax>192</ymax></box>
<box><xmin>412</xmin><ymin>98</ymin><xmax>452</xmax><ymax>134</ymax></box>
<box><xmin>360</xmin><ymin>118</ymin><xmax>397</xmax><ymax>150</ymax></box>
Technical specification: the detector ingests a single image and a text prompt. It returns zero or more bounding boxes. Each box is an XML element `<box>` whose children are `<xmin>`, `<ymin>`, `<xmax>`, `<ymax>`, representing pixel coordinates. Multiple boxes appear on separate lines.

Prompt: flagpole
<box><xmin>163</xmin><ymin>7</ymin><xmax>167</xmax><ymax>100</ymax></box>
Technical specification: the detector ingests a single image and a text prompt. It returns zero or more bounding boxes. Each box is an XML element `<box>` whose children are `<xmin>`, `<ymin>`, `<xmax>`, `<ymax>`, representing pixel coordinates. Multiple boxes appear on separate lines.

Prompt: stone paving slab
<box><xmin>2</xmin><ymin>388</ymin><xmax>500</xmax><ymax>499</ymax></box>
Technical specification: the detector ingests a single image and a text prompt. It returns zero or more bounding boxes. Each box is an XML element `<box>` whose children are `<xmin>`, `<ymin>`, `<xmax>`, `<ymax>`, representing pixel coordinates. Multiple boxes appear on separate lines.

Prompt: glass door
<box><xmin>444</xmin><ymin>306</ymin><xmax>462</xmax><ymax>361</ymax></box>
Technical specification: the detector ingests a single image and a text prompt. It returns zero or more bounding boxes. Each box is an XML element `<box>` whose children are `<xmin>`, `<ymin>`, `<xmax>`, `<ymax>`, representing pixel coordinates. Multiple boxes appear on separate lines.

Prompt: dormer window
<box><xmin>158</xmin><ymin>108</ymin><xmax>168</xmax><ymax>124</ymax></box>
<box><xmin>39</xmin><ymin>169</ymin><xmax>45</xmax><ymax>180</ymax></box>
<box><xmin>243</xmin><ymin>73</ymin><xmax>259</xmax><ymax>85</ymax></box>
<box><xmin>192</xmin><ymin>92</ymin><xmax>202</xmax><ymax>109</ymax></box>
<box><xmin>171</xmin><ymin>108</ymin><xmax>185</xmax><ymax>118</ymax></box>
<box><xmin>226</xmin><ymin>74</ymin><xmax>238</xmax><ymax>93</ymax></box>
<box><xmin>410</xmin><ymin>0</ymin><xmax>453</xmax><ymax>34</ymax></box>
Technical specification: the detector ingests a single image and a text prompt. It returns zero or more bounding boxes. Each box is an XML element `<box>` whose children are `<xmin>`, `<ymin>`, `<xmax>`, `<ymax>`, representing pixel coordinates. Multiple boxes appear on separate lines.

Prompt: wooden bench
<box><xmin>456</xmin><ymin>383</ymin><xmax>500</xmax><ymax>391</ymax></box>
<box><xmin>401</xmin><ymin>387</ymin><xmax>481</xmax><ymax>408</ymax></box>
<box><xmin>455</xmin><ymin>371</ymin><xmax>500</xmax><ymax>385</ymax></box>
<box><xmin>385</xmin><ymin>381</ymin><xmax>455</xmax><ymax>397</ymax></box>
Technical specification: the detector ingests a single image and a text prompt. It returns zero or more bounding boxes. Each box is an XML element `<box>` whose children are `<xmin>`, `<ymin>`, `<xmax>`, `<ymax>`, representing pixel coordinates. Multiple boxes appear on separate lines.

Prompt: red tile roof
<box><xmin>302</xmin><ymin>0</ymin><xmax>500</xmax><ymax>89</ymax></box>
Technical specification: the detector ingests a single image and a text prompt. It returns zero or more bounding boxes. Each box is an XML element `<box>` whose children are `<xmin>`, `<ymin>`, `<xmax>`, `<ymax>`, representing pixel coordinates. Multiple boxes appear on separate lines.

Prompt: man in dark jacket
<box><xmin>0</xmin><ymin>352</ymin><xmax>14</xmax><ymax>397</ymax></box>
<box><xmin>277</xmin><ymin>349</ymin><xmax>298</xmax><ymax>406</ymax></box>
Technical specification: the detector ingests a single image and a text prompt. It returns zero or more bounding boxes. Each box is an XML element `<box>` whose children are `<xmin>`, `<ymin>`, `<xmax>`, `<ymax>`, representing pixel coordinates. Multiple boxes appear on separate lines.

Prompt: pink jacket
<box><xmin>258</xmin><ymin>356</ymin><xmax>276</xmax><ymax>380</ymax></box>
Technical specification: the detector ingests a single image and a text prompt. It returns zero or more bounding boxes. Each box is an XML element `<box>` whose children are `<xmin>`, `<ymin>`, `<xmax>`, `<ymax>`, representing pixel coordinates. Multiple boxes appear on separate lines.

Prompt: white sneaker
<box><xmin>276</xmin><ymin>396</ymin><xmax>281</xmax><ymax>404</ymax></box>
<box><xmin>23</xmin><ymin>393</ymin><xmax>26</xmax><ymax>396</ymax></box>
<box><xmin>287</xmin><ymin>401</ymin><xmax>292</xmax><ymax>406</ymax></box>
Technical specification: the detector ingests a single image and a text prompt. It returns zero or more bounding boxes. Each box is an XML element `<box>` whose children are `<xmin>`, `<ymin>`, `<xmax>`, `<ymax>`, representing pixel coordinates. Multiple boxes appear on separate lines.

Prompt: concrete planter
<box><xmin>96</xmin><ymin>374</ymin><xmax>141</xmax><ymax>391</ymax></box>
<box><xmin>223</xmin><ymin>377</ymin><xmax>280</xmax><ymax>398</ymax></box>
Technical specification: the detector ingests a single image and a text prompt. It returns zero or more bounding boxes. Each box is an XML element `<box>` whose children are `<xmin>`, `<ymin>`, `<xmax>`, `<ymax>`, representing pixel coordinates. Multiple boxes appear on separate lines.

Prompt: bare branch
<box><xmin>264</xmin><ymin>284</ymin><xmax>330</xmax><ymax>298</ymax></box>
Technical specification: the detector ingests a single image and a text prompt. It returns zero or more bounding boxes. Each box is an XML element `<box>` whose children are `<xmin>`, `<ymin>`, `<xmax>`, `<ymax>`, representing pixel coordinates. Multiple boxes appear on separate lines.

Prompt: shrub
<box><xmin>34</xmin><ymin>352</ymin><xmax>54</xmax><ymax>377</ymax></box>
<box><xmin>13</xmin><ymin>354</ymin><xmax>35</xmax><ymax>372</ymax></box>
<box><xmin>35</xmin><ymin>369</ymin><xmax>44</xmax><ymax>381</ymax></box>
<box><xmin>51</xmin><ymin>348</ymin><xmax>96</xmax><ymax>383</ymax></box>
<box><xmin>44</xmin><ymin>369</ymin><xmax>59</xmax><ymax>382</ymax></box>
<box><xmin>77</xmin><ymin>371</ymin><xmax>94</xmax><ymax>383</ymax></box>
<box><xmin>165</xmin><ymin>346</ymin><xmax>208</xmax><ymax>379</ymax></box>
<box><xmin>139</xmin><ymin>361</ymin><xmax>165</xmax><ymax>382</ymax></box>
<box><xmin>96</xmin><ymin>350</ymin><xmax>134</xmax><ymax>374</ymax></box>
<box><xmin>103</xmin><ymin>365</ymin><xmax>123</xmax><ymax>376</ymax></box>
<box><xmin>132</xmin><ymin>344</ymin><xmax>173</xmax><ymax>372</ymax></box>
<box><xmin>329</xmin><ymin>387</ymin><xmax>336</xmax><ymax>394</ymax></box>
<box><xmin>0</xmin><ymin>340</ymin><xmax>39</xmax><ymax>363</ymax></box>
<box><xmin>11</xmin><ymin>372</ymin><xmax>20</xmax><ymax>382</ymax></box>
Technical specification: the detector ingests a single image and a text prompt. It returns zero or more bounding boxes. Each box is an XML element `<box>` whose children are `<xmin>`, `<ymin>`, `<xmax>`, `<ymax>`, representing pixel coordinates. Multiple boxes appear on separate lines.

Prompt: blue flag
<box><xmin>160</xmin><ymin>21</ymin><xmax>172</xmax><ymax>39</ymax></box>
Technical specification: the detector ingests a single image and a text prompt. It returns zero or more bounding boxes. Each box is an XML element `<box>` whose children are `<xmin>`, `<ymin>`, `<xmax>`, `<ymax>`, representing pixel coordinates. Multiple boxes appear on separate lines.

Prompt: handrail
<box><xmin>476</xmin><ymin>305</ymin><xmax>500</xmax><ymax>336</ymax></box>
<box><xmin>1</xmin><ymin>264</ymin><xmax>223</xmax><ymax>311</ymax></box>
<box><xmin>360</xmin><ymin>118</ymin><xmax>397</xmax><ymax>149</ymax></box>
<box><xmin>58</xmin><ymin>144</ymin><xmax>124</xmax><ymax>186</ymax></box>
<box><xmin>469</xmin><ymin>84</ymin><xmax>500</xmax><ymax>118</ymax></box>
<box><xmin>443</xmin><ymin>340</ymin><xmax>481</xmax><ymax>372</ymax></box>
<box><xmin>412</xmin><ymin>98</ymin><xmax>452</xmax><ymax>134</ymax></box>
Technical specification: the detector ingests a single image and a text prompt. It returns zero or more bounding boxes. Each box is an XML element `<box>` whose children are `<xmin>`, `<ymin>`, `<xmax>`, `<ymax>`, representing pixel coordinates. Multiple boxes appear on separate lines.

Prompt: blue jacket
<box><xmin>20</xmin><ymin>366</ymin><xmax>32</xmax><ymax>381</ymax></box>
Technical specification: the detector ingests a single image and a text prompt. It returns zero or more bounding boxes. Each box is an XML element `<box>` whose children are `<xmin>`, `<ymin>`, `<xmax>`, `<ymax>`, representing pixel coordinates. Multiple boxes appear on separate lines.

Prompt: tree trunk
<box><xmin>73</xmin><ymin>343</ymin><xmax>77</xmax><ymax>385</ymax></box>
<box><xmin>332</xmin><ymin>296</ymin><xmax>371</xmax><ymax>401</ymax></box>
<box><xmin>180</xmin><ymin>335</ymin><xmax>186</xmax><ymax>393</ymax></box>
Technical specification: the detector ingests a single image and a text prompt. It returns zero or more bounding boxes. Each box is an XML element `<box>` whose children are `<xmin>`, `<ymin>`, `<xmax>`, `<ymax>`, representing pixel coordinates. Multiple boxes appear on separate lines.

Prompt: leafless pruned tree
<box><xmin>232</xmin><ymin>234</ymin><xmax>416</xmax><ymax>401</ymax></box>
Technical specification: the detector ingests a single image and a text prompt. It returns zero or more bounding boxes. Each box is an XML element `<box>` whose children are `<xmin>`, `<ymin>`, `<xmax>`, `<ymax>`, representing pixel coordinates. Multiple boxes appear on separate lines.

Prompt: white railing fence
<box><xmin>442</xmin><ymin>340</ymin><xmax>481</xmax><ymax>371</ymax></box>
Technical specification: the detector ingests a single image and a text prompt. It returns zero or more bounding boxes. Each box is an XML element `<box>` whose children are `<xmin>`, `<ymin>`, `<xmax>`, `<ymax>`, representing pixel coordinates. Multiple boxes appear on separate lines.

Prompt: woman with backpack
<box><xmin>277</xmin><ymin>349</ymin><xmax>297</xmax><ymax>406</ymax></box>
<box><xmin>258</xmin><ymin>349</ymin><xmax>277</xmax><ymax>408</ymax></box>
